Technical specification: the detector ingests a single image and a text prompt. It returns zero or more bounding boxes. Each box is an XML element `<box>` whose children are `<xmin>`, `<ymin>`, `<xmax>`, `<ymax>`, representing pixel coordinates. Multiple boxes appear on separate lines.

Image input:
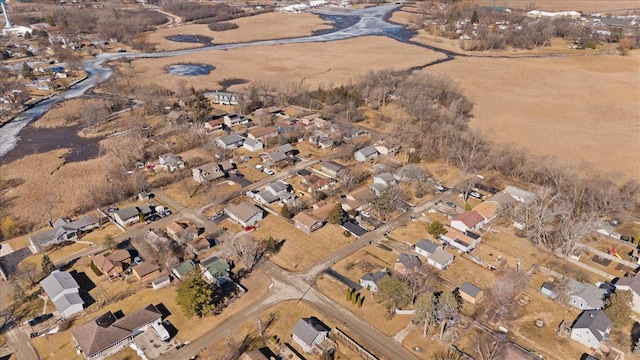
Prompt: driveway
<box><xmin>134</xmin><ymin>327</ymin><xmax>180</xmax><ymax>359</ymax></box>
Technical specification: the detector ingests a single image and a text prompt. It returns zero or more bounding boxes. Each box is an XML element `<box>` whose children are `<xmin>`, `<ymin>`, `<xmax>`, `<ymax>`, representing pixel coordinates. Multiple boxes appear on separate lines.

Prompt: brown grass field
<box><xmin>432</xmin><ymin>51</ymin><xmax>640</xmax><ymax>179</ymax></box>
<box><xmin>148</xmin><ymin>12</ymin><xmax>333</xmax><ymax>51</ymax></box>
<box><xmin>472</xmin><ymin>0</ymin><xmax>640</xmax><ymax>13</ymax></box>
<box><xmin>126</xmin><ymin>36</ymin><xmax>445</xmax><ymax>92</ymax></box>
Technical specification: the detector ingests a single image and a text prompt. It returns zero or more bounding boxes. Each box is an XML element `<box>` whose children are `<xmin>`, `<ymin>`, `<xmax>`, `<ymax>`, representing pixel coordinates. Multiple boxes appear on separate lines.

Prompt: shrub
<box><xmin>208</xmin><ymin>22</ymin><xmax>239</xmax><ymax>32</ymax></box>
<box><xmin>343</xmin><ymin>230</ymin><xmax>351</xmax><ymax>237</ymax></box>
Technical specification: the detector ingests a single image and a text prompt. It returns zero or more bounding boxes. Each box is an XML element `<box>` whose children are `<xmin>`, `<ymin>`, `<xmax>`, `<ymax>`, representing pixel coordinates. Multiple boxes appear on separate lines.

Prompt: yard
<box><xmin>386</xmin><ymin>220</ymin><xmax>431</xmax><ymax>246</ymax></box>
<box><xmin>19</xmin><ymin>242</ymin><xmax>92</xmax><ymax>269</ymax></box>
<box><xmin>31</xmin><ymin>268</ymin><xmax>270</xmax><ymax>359</ymax></box>
<box><xmin>203</xmin><ymin>300</ymin><xmax>367</xmax><ymax>360</ymax></box>
<box><xmin>400</xmin><ymin>327</ymin><xmax>452</xmax><ymax>360</ymax></box>
<box><xmin>161</xmin><ymin>176</ymin><xmax>242</xmax><ymax>208</ymax></box>
<box><xmin>254</xmin><ymin>216</ymin><xmax>352</xmax><ymax>271</ymax></box>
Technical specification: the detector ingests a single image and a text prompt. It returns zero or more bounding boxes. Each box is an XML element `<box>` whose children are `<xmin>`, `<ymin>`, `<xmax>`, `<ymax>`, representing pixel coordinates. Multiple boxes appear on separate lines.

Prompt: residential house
<box><xmin>274</xmin><ymin>120</ymin><xmax>296</xmax><ymax>133</ymax></box>
<box><xmin>308</xmin><ymin>131</ymin><xmax>335</xmax><ymax>149</ymax></box>
<box><xmin>219</xmin><ymin>159</ymin><xmax>236</xmax><ymax>174</ymax></box>
<box><xmin>320</xmin><ymin>161</ymin><xmax>346</xmax><ymax>178</ymax></box>
<box><xmin>151</xmin><ymin>275</ymin><xmax>171</xmax><ymax>290</ymax></box>
<box><xmin>293</xmin><ymin>212</ymin><xmax>324</xmax><ymax>233</ymax></box>
<box><xmin>158</xmin><ymin>153</ymin><xmax>185</xmax><ymax>172</ymax></box>
<box><xmin>200</xmin><ymin>257</ymin><xmax>230</xmax><ymax>285</ymax></box>
<box><xmin>92</xmin><ymin>250</ymin><xmax>131</xmax><ymax>278</ymax></box>
<box><xmin>359</xmin><ymin>269</ymin><xmax>388</xmax><ymax>292</ymax></box>
<box><xmin>503</xmin><ymin>186</ymin><xmax>536</xmax><ymax>203</ymax></box>
<box><xmin>291</xmin><ymin>317</ymin><xmax>331</xmax><ymax>353</ymax></box>
<box><xmin>353</xmin><ymin>145</ymin><xmax>379</xmax><ymax>162</ymax></box>
<box><xmin>192</xmin><ymin>162</ymin><xmax>225</xmax><ymax>184</ymax></box>
<box><xmin>114</xmin><ymin>207</ymin><xmax>141</xmax><ymax>227</ymax></box>
<box><xmin>298</xmin><ymin>113</ymin><xmax>321</xmax><ymax>126</ymax></box>
<box><xmin>310</xmin><ymin>201</ymin><xmax>336</xmax><ymax>223</ymax></box>
<box><xmin>569</xmin><ymin>281</ymin><xmax>607</xmax><ymax>310</ymax></box>
<box><xmin>394</xmin><ymin>253</ymin><xmax>421</xmax><ymax>275</ymax></box>
<box><xmin>427</xmin><ymin>249</ymin><xmax>454</xmax><ymax>270</ymax></box>
<box><xmin>253</xmin><ymin>106</ymin><xmax>287</xmax><ymax>121</ymax></box>
<box><xmin>172</xmin><ymin>260</ymin><xmax>196</xmax><ymax>280</ymax></box>
<box><xmin>204</xmin><ymin>119</ymin><xmax>224</xmax><ymax>132</ymax></box>
<box><xmin>40</xmin><ymin>270</ymin><xmax>84</xmax><ymax>318</ymax></box>
<box><xmin>188</xmin><ymin>237</ymin><xmax>213</xmax><ymax>255</ymax></box>
<box><xmin>132</xmin><ymin>262</ymin><xmax>160</xmax><ymax>282</ymax></box>
<box><xmin>243</xmin><ymin>138</ymin><xmax>264</xmax><ymax>152</ymax></box>
<box><xmin>248</xmin><ymin>126</ymin><xmax>278</xmax><ymax>142</ymax></box>
<box><xmin>485</xmin><ymin>192</ymin><xmax>516</xmax><ymax>209</ymax></box>
<box><xmin>339</xmin><ymin>187</ymin><xmax>377</xmax><ymax>212</ymax></box>
<box><xmin>414</xmin><ymin>239</ymin><xmax>442</xmax><ymax>258</ymax></box>
<box><xmin>144</xmin><ymin>229</ymin><xmax>172</xmax><ymax>252</ymax></box>
<box><xmin>267</xmin><ymin>151</ymin><xmax>289</xmax><ymax>165</ymax></box>
<box><xmin>570</xmin><ymin>310</ymin><xmax>612</xmax><ymax>349</ymax></box>
<box><xmin>224</xmin><ymin>114</ymin><xmax>251</xmax><ymax>127</ymax></box>
<box><xmin>459</xmin><ymin>282</ymin><xmax>483</xmax><ymax>304</ymax></box>
<box><xmin>265</xmin><ymin>180</ymin><xmax>291</xmax><ymax>196</ymax></box>
<box><xmin>473</xmin><ymin>202</ymin><xmax>500</xmax><ymax>225</ymax></box>
<box><xmin>29</xmin><ymin>215</ymin><xmax>100</xmax><ymax>252</ymax></box>
<box><xmin>613</xmin><ymin>272</ymin><xmax>640</xmax><ymax>313</ymax></box>
<box><xmin>224</xmin><ymin>202</ymin><xmax>263</xmax><ymax>227</ymax></box>
<box><xmin>302</xmin><ymin>175</ymin><xmax>334</xmax><ymax>194</ymax></box>
<box><xmin>254</xmin><ymin>190</ymin><xmax>279</xmax><ymax>205</ymax></box>
<box><xmin>441</xmin><ymin>228</ymin><xmax>482</xmax><ymax>253</ymax></box>
<box><xmin>393</xmin><ymin>164</ymin><xmax>428</xmax><ymax>183</ymax></box>
<box><xmin>341</xmin><ymin>219</ymin><xmax>368</xmax><ymax>238</ymax></box>
<box><xmin>451</xmin><ymin>211</ymin><xmax>484</xmax><ymax>232</ymax></box>
<box><xmin>210</xmin><ymin>91</ymin><xmax>239</xmax><ymax>105</ymax></box>
<box><xmin>165</xmin><ymin>221</ymin><xmax>200</xmax><ymax>244</ymax></box>
<box><xmin>71</xmin><ymin>304</ymin><xmax>163</xmax><ymax>359</ymax></box>
<box><xmin>370</xmin><ymin>172</ymin><xmax>397</xmax><ymax>196</ymax></box>
<box><xmin>216</xmin><ymin>134</ymin><xmax>245</xmax><ymax>150</ymax></box>
<box><xmin>278</xmin><ymin>143</ymin><xmax>295</xmax><ymax>155</ymax></box>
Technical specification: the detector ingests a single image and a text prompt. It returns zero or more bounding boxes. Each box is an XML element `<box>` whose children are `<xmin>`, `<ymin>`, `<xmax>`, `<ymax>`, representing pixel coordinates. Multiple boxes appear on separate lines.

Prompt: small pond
<box><xmin>165</xmin><ymin>34</ymin><xmax>213</xmax><ymax>45</ymax></box>
<box><xmin>166</xmin><ymin>64</ymin><xmax>215</xmax><ymax>76</ymax></box>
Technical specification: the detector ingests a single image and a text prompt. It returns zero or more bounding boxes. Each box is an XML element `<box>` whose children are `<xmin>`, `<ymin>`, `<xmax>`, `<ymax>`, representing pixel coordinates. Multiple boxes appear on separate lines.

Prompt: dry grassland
<box><xmin>432</xmin><ymin>52</ymin><xmax>640</xmax><ymax>179</ymax></box>
<box><xmin>473</xmin><ymin>0</ymin><xmax>640</xmax><ymax>13</ymax></box>
<box><xmin>31</xmin><ymin>98</ymin><xmax>97</xmax><ymax>128</ymax></box>
<box><xmin>147</xmin><ymin>12</ymin><xmax>332</xmax><ymax>51</ymax></box>
<box><xmin>19</xmin><ymin>242</ymin><xmax>91</xmax><ymax>268</ymax></box>
<box><xmin>127</xmin><ymin>36</ymin><xmax>445</xmax><ymax>92</ymax></box>
<box><xmin>401</xmin><ymin>327</ymin><xmax>450</xmax><ymax>359</ymax></box>
<box><xmin>254</xmin><ymin>216</ymin><xmax>351</xmax><ymax>271</ymax></box>
<box><xmin>387</xmin><ymin>220</ymin><xmax>430</xmax><ymax>245</ymax></box>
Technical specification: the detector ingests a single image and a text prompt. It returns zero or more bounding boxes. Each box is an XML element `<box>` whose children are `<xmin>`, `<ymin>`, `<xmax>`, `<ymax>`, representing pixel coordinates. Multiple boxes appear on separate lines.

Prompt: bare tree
<box><xmin>557</xmin><ymin>212</ymin><xmax>597</xmax><ymax>257</ymax></box>
<box><xmin>228</xmin><ymin>235</ymin><xmax>264</xmax><ymax>271</ymax></box>
<box><xmin>472</xmin><ymin>331</ymin><xmax>506</xmax><ymax>360</ymax></box>
<box><xmin>485</xmin><ymin>268</ymin><xmax>529</xmax><ymax>322</ymax></box>
<box><xmin>519</xmin><ymin>187</ymin><xmax>571</xmax><ymax>253</ymax></box>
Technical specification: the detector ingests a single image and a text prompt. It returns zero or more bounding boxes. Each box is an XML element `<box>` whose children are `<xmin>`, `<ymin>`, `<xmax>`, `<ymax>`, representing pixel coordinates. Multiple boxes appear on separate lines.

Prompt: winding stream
<box><xmin>0</xmin><ymin>4</ymin><xmax>459</xmax><ymax>160</ymax></box>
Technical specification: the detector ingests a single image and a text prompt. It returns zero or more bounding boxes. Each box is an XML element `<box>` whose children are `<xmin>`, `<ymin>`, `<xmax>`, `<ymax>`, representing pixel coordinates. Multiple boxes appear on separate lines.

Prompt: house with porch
<box><xmin>291</xmin><ymin>317</ymin><xmax>331</xmax><ymax>353</ymax></box>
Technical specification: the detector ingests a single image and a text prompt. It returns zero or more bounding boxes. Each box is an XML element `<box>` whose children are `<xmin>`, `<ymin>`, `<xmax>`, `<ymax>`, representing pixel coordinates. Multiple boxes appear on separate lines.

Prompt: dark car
<box><xmin>621</xmin><ymin>235</ymin><xmax>635</xmax><ymax>242</ymax></box>
<box><xmin>445</xmin><ymin>201</ymin><xmax>457</xmax><ymax>209</ymax></box>
<box><xmin>28</xmin><ymin>314</ymin><xmax>53</xmax><ymax>327</ymax></box>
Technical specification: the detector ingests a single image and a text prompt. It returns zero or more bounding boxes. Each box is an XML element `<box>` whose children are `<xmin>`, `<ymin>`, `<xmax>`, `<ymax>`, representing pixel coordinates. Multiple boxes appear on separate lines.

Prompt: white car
<box><xmin>264</xmin><ymin>168</ymin><xmax>275</xmax><ymax>175</ymax></box>
<box><xmin>434</xmin><ymin>184</ymin><xmax>445</xmax><ymax>192</ymax></box>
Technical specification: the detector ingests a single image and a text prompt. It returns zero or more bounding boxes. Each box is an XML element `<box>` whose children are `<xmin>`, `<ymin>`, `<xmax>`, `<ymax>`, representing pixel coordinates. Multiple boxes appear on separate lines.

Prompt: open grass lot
<box><xmin>162</xmin><ymin>176</ymin><xmax>241</xmax><ymax>208</ymax></box>
<box><xmin>401</xmin><ymin>327</ymin><xmax>451</xmax><ymax>359</ymax></box>
<box><xmin>256</xmin><ymin>216</ymin><xmax>352</xmax><ymax>271</ymax></box>
<box><xmin>509</xmin><ymin>291</ymin><xmax>584</xmax><ymax>360</ymax></box>
<box><xmin>19</xmin><ymin>242</ymin><xmax>91</xmax><ymax>269</ymax></box>
<box><xmin>147</xmin><ymin>12</ymin><xmax>333</xmax><ymax>51</ymax></box>
<box><xmin>433</xmin><ymin>52</ymin><xmax>640</xmax><ymax>180</ymax></box>
<box><xmin>387</xmin><ymin>220</ymin><xmax>430</xmax><ymax>246</ymax></box>
<box><xmin>334</xmin><ymin>246</ymin><xmax>398</xmax><ymax>283</ymax></box>
<box><xmin>126</xmin><ymin>36</ymin><xmax>445</xmax><ymax>93</ymax></box>
<box><xmin>204</xmin><ymin>300</ymin><xmax>365</xmax><ymax>360</ymax></box>
<box><xmin>31</xmin><ymin>268</ymin><xmax>270</xmax><ymax>359</ymax></box>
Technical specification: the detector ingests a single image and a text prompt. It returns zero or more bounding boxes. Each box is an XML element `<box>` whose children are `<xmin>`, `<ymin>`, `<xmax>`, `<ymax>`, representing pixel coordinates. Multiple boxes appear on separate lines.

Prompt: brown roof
<box><xmin>240</xmin><ymin>350</ymin><xmax>270</xmax><ymax>360</ymax></box>
<box><xmin>71</xmin><ymin>304</ymin><xmax>161</xmax><ymax>357</ymax></box>
<box><xmin>132</xmin><ymin>262</ymin><xmax>160</xmax><ymax>279</ymax></box>
<box><xmin>473</xmin><ymin>202</ymin><xmax>500</xmax><ymax>220</ymax></box>
<box><xmin>92</xmin><ymin>250</ymin><xmax>130</xmax><ymax>274</ymax></box>
<box><xmin>249</xmin><ymin>126</ymin><xmax>277</xmax><ymax>138</ymax></box>
<box><xmin>452</xmin><ymin>210</ymin><xmax>484</xmax><ymax>228</ymax></box>
<box><xmin>92</xmin><ymin>254</ymin><xmax>114</xmax><ymax>274</ymax></box>
<box><xmin>107</xmin><ymin>249</ymin><xmax>130</xmax><ymax>263</ymax></box>
<box><xmin>311</xmin><ymin>201</ymin><xmax>336</xmax><ymax>221</ymax></box>
<box><xmin>293</xmin><ymin>212</ymin><xmax>321</xmax><ymax>228</ymax></box>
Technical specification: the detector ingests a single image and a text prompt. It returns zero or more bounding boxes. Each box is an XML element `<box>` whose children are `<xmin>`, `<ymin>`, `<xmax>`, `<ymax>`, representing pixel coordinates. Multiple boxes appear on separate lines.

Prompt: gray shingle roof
<box><xmin>292</xmin><ymin>317</ymin><xmax>330</xmax><ymax>346</ymax></box>
<box><xmin>415</xmin><ymin>239</ymin><xmax>440</xmax><ymax>255</ymax></box>
<box><xmin>218</xmin><ymin>134</ymin><xmax>244</xmax><ymax>146</ymax></box>
<box><xmin>376</xmin><ymin>172</ymin><xmax>396</xmax><ymax>184</ymax></box>
<box><xmin>355</xmin><ymin>145</ymin><xmax>378</xmax><ymax>157</ymax></box>
<box><xmin>53</xmin><ymin>292</ymin><xmax>83</xmax><ymax>313</ymax></box>
<box><xmin>321</xmin><ymin>161</ymin><xmax>345</xmax><ymax>172</ymax></box>
<box><xmin>572</xmin><ymin>309</ymin><xmax>612</xmax><ymax>343</ymax></box>
<box><xmin>360</xmin><ymin>269</ymin><xmax>388</xmax><ymax>283</ymax></box>
<box><xmin>614</xmin><ymin>272</ymin><xmax>640</xmax><ymax>295</ymax></box>
<box><xmin>269</xmin><ymin>151</ymin><xmax>288</xmax><ymax>163</ymax></box>
<box><xmin>428</xmin><ymin>249</ymin><xmax>454</xmax><ymax>265</ymax></box>
<box><xmin>278</xmin><ymin>143</ymin><xmax>295</xmax><ymax>153</ymax></box>
<box><xmin>225</xmin><ymin>202</ymin><xmax>262</xmax><ymax>223</ymax></box>
<box><xmin>460</xmin><ymin>282</ymin><xmax>482</xmax><ymax>298</ymax></box>
<box><xmin>40</xmin><ymin>270</ymin><xmax>79</xmax><ymax>299</ymax></box>
<box><xmin>397</xmin><ymin>253</ymin><xmax>421</xmax><ymax>269</ymax></box>
<box><xmin>570</xmin><ymin>281</ymin><xmax>607</xmax><ymax>309</ymax></box>
<box><xmin>115</xmin><ymin>207</ymin><xmax>139</xmax><ymax>221</ymax></box>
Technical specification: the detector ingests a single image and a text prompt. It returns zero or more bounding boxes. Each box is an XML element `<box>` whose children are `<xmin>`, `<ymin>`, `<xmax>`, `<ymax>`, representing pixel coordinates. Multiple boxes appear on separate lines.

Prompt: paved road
<box><xmin>5</xmin><ymin>325</ymin><xmax>39</xmax><ymax>360</ymax></box>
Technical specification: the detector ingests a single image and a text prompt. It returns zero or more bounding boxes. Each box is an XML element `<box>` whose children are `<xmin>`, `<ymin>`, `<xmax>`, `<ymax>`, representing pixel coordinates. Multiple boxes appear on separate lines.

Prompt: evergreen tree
<box><xmin>471</xmin><ymin>10</ymin><xmax>479</xmax><ymax>24</ymax></box>
<box><xmin>604</xmin><ymin>290</ymin><xmax>633</xmax><ymax>327</ymax></box>
<box><xmin>177</xmin><ymin>269</ymin><xmax>215</xmax><ymax>318</ymax></box>
<box><xmin>426</xmin><ymin>220</ymin><xmax>447</xmax><ymax>238</ymax></box>
<box><xmin>327</xmin><ymin>203</ymin><xmax>346</xmax><ymax>225</ymax></box>
<box><xmin>21</xmin><ymin>63</ymin><xmax>34</xmax><ymax>80</ymax></box>
<box><xmin>280</xmin><ymin>204</ymin><xmax>292</xmax><ymax>219</ymax></box>
<box><xmin>41</xmin><ymin>254</ymin><xmax>55</xmax><ymax>277</ymax></box>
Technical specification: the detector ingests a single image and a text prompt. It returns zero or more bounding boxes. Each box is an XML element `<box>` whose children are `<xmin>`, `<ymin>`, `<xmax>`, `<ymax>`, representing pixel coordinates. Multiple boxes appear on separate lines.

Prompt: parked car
<box><xmin>469</xmin><ymin>191</ymin><xmax>483</xmax><ymax>199</ymax></box>
<box><xmin>145</xmin><ymin>214</ymin><xmax>161</xmax><ymax>224</ymax></box>
<box><xmin>361</xmin><ymin>211</ymin><xmax>370</xmax><ymax>218</ymax></box>
<box><xmin>264</xmin><ymin>168</ymin><xmax>275</xmax><ymax>175</ymax></box>
<box><xmin>28</xmin><ymin>314</ymin><xmax>53</xmax><ymax>327</ymax></box>
<box><xmin>244</xmin><ymin>225</ymin><xmax>255</xmax><ymax>232</ymax></box>
<box><xmin>134</xmin><ymin>256</ymin><xmax>143</xmax><ymax>265</ymax></box>
<box><xmin>445</xmin><ymin>201</ymin><xmax>457</xmax><ymax>208</ymax></box>
<box><xmin>434</xmin><ymin>184</ymin><xmax>445</xmax><ymax>192</ymax></box>
<box><xmin>621</xmin><ymin>235</ymin><xmax>635</xmax><ymax>242</ymax></box>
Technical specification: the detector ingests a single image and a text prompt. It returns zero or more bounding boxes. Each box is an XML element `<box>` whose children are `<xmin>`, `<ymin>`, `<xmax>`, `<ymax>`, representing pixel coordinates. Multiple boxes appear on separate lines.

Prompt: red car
<box><xmin>244</xmin><ymin>225</ymin><xmax>255</xmax><ymax>232</ymax></box>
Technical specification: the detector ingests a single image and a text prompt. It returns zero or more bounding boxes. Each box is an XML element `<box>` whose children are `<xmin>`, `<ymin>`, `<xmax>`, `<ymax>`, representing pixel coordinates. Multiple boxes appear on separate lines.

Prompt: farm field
<box><xmin>148</xmin><ymin>12</ymin><xmax>333</xmax><ymax>51</ymax></box>
<box><xmin>433</xmin><ymin>52</ymin><xmax>640</xmax><ymax>180</ymax></box>
<box><xmin>125</xmin><ymin>36</ymin><xmax>445</xmax><ymax>92</ymax></box>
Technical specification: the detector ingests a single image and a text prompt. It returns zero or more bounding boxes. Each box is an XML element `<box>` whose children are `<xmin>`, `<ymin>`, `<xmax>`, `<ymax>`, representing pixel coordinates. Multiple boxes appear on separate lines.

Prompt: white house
<box><xmin>216</xmin><ymin>134</ymin><xmax>245</xmax><ymax>150</ymax></box>
<box><xmin>224</xmin><ymin>202</ymin><xmax>263</xmax><ymax>227</ymax></box>
<box><xmin>441</xmin><ymin>228</ymin><xmax>482</xmax><ymax>253</ymax></box>
<box><xmin>414</xmin><ymin>239</ymin><xmax>442</xmax><ymax>258</ymax></box>
<box><xmin>353</xmin><ymin>145</ymin><xmax>379</xmax><ymax>162</ymax></box>
<box><xmin>158</xmin><ymin>153</ymin><xmax>185</xmax><ymax>172</ymax></box>
<box><xmin>569</xmin><ymin>281</ymin><xmax>607</xmax><ymax>310</ymax></box>
<box><xmin>570</xmin><ymin>310</ymin><xmax>612</xmax><ymax>349</ymax></box>
<box><xmin>503</xmin><ymin>186</ymin><xmax>535</xmax><ymax>203</ymax></box>
<box><xmin>359</xmin><ymin>269</ymin><xmax>388</xmax><ymax>292</ymax></box>
<box><xmin>265</xmin><ymin>180</ymin><xmax>290</xmax><ymax>197</ymax></box>
<box><xmin>613</xmin><ymin>272</ymin><xmax>640</xmax><ymax>313</ymax></box>
<box><xmin>223</xmin><ymin>114</ymin><xmax>251</xmax><ymax>127</ymax></box>
<box><xmin>209</xmin><ymin>91</ymin><xmax>239</xmax><ymax>105</ymax></box>
<box><xmin>291</xmin><ymin>317</ymin><xmax>331</xmax><ymax>353</ymax></box>
<box><xmin>427</xmin><ymin>249</ymin><xmax>454</xmax><ymax>270</ymax></box>
<box><xmin>114</xmin><ymin>207</ymin><xmax>141</xmax><ymax>228</ymax></box>
<box><xmin>243</xmin><ymin>138</ymin><xmax>264</xmax><ymax>152</ymax></box>
<box><xmin>451</xmin><ymin>211</ymin><xmax>484</xmax><ymax>233</ymax></box>
<box><xmin>40</xmin><ymin>270</ymin><xmax>84</xmax><ymax>318</ymax></box>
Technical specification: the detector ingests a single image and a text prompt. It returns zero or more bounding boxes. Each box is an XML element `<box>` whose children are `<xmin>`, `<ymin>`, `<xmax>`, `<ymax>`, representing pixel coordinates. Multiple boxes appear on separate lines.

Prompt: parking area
<box><xmin>134</xmin><ymin>326</ymin><xmax>180</xmax><ymax>359</ymax></box>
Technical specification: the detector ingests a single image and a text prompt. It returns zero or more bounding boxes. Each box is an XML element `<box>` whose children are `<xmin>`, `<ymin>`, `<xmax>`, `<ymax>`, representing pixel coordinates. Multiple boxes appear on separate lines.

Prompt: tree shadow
<box><xmin>631</xmin><ymin>321</ymin><xmax>640</xmax><ymax>352</ymax></box>
<box><xmin>58</xmin><ymin>258</ymin><xmax>78</xmax><ymax>272</ymax></box>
